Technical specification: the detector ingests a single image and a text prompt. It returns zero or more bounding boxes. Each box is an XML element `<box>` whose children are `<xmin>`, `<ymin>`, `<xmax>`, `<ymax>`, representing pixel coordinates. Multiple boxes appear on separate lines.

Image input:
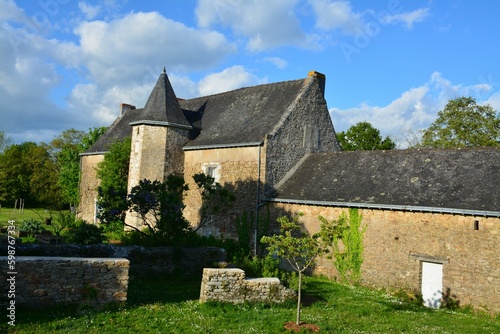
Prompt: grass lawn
<box><xmin>0</xmin><ymin>207</ymin><xmax>53</xmax><ymax>226</ymax></box>
<box><xmin>3</xmin><ymin>275</ymin><xmax>499</xmax><ymax>333</ymax></box>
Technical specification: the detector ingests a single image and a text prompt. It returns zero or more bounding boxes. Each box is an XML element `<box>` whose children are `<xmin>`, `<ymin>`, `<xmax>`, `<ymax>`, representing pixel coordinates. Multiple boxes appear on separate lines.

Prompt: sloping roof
<box><xmin>180</xmin><ymin>78</ymin><xmax>307</xmax><ymax>149</ymax></box>
<box><xmin>130</xmin><ymin>69</ymin><xmax>192</xmax><ymax>129</ymax></box>
<box><xmin>270</xmin><ymin>148</ymin><xmax>500</xmax><ymax>214</ymax></box>
<box><xmin>81</xmin><ymin>107</ymin><xmax>142</xmax><ymax>155</ymax></box>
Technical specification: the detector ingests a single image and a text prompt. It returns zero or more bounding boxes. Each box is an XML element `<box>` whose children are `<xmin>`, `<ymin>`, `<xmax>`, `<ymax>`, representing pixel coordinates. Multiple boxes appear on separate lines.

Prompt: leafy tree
<box><xmin>0</xmin><ymin>142</ymin><xmax>61</xmax><ymax>208</ymax></box>
<box><xmin>317</xmin><ymin>208</ymin><xmax>366</xmax><ymax>284</ymax></box>
<box><xmin>0</xmin><ymin>131</ymin><xmax>12</xmax><ymax>153</ymax></box>
<box><xmin>51</xmin><ymin>127</ymin><xmax>107</xmax><ymax>207</ymax></box>
<box><xmin>336</xmin><ymin>121</ymin><xmax>395</xmax><ymax>151</ymax></box>
<box><xmin>421</xmin><ymin>96</ymin><xmax>500</xmax><ymax>148</ymax></box>
<box><xmin>261</xmin><ymin>213</ymin><xmax>322</xmax><ymax>326</ymax></box>
<box><xmin>192</xmin><ymin>173</ymin><xmax>236</xmax><ymax>232</ymax></box>
<box><xmin>126</xmin><ymin>176</ymin><xmax>191</xmax><ymax>244</ymax></box>
<box><xmin>95</xmin><ymin>137</ymin><xmax>131</xmax><ymax>230</ymax></box>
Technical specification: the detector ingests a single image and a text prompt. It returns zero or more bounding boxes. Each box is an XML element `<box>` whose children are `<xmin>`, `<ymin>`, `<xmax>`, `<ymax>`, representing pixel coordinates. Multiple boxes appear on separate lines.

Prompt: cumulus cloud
<box><xmin>310</xmin><ymin>0</ymin><xmax>364</xmax><ymax>35</ymax></box>
<box><xmin>198</xmin><ymin>66</ymin><xmax>264</xmax><ymax>96</ymax></box>
<box><xmin>330</xmin><ymin>72</ymin><xmax>496</xmax><ymax>148</ymax></box>
<box><xmin>74</xmin><ymin>11</ymin><xmax>236</xmax><ymax>86</ymax></box>
<box><xmin>78</xmin><ymin>2</ymin><xmax>101</xmax><ymax>20</ymax></box>
<box><xmin>196</xmin><ymin>0</ymin><xmax>310</xmax><ymax>50</ymax></box>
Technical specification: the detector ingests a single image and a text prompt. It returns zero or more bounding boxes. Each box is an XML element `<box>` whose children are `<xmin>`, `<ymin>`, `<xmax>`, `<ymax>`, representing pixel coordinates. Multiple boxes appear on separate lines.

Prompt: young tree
<box><xmin>261</xmin><ymin>213</ymin><xmax>322</xmax><ymax>326</ymax></box>
<box><xmin>421</xmin><ymin>96</ymin><xmax>500</xmax><ymax>148</ymax></box>
<box><xmin>336</xmin><ymin>121</ymin><xmax>395</xmax><ymax>151</ymax></box>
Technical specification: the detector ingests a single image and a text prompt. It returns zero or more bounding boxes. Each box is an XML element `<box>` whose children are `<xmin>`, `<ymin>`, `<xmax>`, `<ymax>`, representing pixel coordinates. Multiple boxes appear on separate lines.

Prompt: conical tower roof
<box><xmin>130</xmin><ymin>68</ymin><xmax>192</xmax><ymax>129</ymax></box>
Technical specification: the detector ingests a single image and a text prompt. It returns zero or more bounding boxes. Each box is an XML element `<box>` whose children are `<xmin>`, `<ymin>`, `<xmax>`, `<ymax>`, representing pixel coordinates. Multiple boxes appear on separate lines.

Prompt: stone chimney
<box><xmin>308</xmin><ymin>71</ymin><xmax>325</xmax><ymax>96</ymax></box>
<box><xmin>120</xmin><ymin>103</ymin><xmax>136</xmax><ymax>115</ymax></box>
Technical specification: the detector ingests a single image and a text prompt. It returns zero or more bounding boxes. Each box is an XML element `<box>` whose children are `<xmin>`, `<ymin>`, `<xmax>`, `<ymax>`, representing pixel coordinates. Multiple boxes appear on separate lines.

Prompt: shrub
<box><xmin>65</xmin><ymin>221</ymin><xmax>105</xmax><ymax>244</ymax></box>
<box><xmin>19</xmin><ymin>219</ymin><xmax>45</xmax><ymax>236</ymax></box>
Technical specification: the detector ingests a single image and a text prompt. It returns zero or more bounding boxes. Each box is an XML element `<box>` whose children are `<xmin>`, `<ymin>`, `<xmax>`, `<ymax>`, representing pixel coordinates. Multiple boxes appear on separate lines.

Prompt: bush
<box><xmin>19</xmin><ymin>219</ymin><xmax>45</xmax><ymax>236</ymax></box>
<box><xmin>64</xmin><ymin>221</ymin><xmax>105</xmax><ymax>244</ymax></box>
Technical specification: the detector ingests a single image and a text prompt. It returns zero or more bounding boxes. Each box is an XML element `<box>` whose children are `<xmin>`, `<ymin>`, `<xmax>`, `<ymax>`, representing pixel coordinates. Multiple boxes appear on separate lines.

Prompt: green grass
<box><xmin>3</xmin><ymin>275</ymin><xmax>499</xmax><ymax>333</ymax></box>
<box><xmin>0</xmin><ymin>207</ymin><xmax>52</xmax><ymax>227</ymax></box>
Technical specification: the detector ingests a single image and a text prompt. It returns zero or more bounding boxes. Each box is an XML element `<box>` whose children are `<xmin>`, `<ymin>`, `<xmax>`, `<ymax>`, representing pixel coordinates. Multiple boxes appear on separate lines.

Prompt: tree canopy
<box><xmin>336</xmin><ymin>121</ymin><xmax>395</xmax><ymax>151</ymax></box>
<box><xmin>420</xmin><ymin>96</ymin><xmax>500</xmax><ymax>148</ymax></box>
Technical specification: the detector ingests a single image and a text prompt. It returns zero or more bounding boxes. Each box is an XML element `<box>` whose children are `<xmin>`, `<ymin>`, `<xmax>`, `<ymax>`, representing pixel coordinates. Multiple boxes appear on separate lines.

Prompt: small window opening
<box><xmin>473</xmin><ymin>220</ymin><xmax>479</xmax><ymax>231</ymax></box>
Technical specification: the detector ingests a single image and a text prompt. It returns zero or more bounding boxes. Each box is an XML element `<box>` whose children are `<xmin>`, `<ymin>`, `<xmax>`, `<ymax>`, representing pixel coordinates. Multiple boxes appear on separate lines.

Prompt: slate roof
<box><xmin>271</xmin><ymin>148</ymin><xmax>500</xmax><ymax>214</ymax></box>
<box><xmin>180</xmin><ymin>78</ymin><xmax>307</xmax><ymax>149</ymax></box>
<box><xmin>82</xmin><ymin>107</ymin><xmax>142</xmax><ymax>155</ymax></box>
<box><xmin>130</xmin><ymin>69</ymin><xmax>192</xmax><ymax>129</ymax></box>
<box><xmin>83</xmin><ymin>71</ymin><xmax>312</xmax><ymax>154</ymax></box>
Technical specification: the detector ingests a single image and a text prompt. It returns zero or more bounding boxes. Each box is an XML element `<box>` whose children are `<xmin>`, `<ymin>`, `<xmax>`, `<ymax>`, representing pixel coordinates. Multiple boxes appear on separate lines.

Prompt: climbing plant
<box><xmin>318</xmin><ymin>208</ymin><xmax>366</xmax><ymax>284</ymax></box>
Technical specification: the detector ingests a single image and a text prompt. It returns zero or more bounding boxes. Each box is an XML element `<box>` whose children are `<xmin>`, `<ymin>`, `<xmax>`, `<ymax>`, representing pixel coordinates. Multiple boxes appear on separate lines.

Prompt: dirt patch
<box><xmin>284</xmin><ymin>321</ymin><xmax>320</xmax><ymax>332</ymax></box>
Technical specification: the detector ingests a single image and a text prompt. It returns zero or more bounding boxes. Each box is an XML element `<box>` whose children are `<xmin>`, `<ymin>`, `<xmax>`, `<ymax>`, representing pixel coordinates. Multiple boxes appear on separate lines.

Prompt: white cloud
<box><xmin>310</xmin><ymin>0</ymin><xmax>364</xmax><ymax>35</ymax></box>
<box><xmin>330</xmin><ymin>72</ymin><xmax>496</xmax><ymax>148</ymax></box>
<box><xmin>196</xmin><ymin>0</ymin><xmax>310</xmax><ymax>51</ymax></box>
<box><xmin>382</xmin><ymin>8</ymin><xmax>430</xmax><ymax>29</ymax></box>
<box><xmin>75</xmin><ymin>11</ymin><xmax>236</xmax><ymax>86</ymax></box>
<box><xmin>198</xmin><ymin>66</ymin><xmax>263</xmax><ymax>96</ymax></box>
<box><xmin>78</xmin><ymin>2</ymin><xmax>101</xmax><ymax>20</ymax></box>
<box><xmin>263</xmin><ymin>57</ymin><xmax>288</xmax><ymax>69</ymax></box>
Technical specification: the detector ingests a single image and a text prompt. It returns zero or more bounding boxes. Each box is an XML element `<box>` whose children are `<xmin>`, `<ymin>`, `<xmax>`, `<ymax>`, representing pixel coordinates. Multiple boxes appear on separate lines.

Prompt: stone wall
<box><xmin>0</xmin><ymin>257</ymin><xmax>129</xmax><ymax>308</ymax></box>
<box><xmin>267</xmin><ymin>202</ymin><xmax>500</xmax><ymax>312</ymax></box>
<box><xmin>199</xmin><ymin>268</ymin><xmax>295</xmax><ymax>304</ymax></box>
<box><xmin>78</xmin><ymin>154</ymin><xmax>104</xmax><ymax>224</ymax></box>
<box><xmin>183</xmin><ymin>146</ymin><xmax>261</xmax><ymax>237</ymax></box>
<box><xmin>264</xmin><ymin>74</ymin><xmax>340</xmax><ymax>192</ymax></box>
<box><xmin>7</xmin><ymin>244</ymin><xmax>226</xmax><ymax>277</ymax></box>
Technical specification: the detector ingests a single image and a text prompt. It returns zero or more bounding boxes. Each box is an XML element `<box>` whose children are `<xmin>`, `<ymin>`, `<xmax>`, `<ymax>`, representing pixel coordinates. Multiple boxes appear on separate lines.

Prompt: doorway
<box><xmin>421</xmin><ymin>261</ymin><xmax>443</xmax><ymax>308</ymax></box>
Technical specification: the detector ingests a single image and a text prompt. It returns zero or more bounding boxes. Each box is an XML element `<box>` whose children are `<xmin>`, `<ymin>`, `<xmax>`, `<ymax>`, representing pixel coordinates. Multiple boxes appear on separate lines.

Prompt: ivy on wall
<box><xmin>318</xmin><ymin>208</ymin><xmax>366</xmax><ymax>284</ymax></box>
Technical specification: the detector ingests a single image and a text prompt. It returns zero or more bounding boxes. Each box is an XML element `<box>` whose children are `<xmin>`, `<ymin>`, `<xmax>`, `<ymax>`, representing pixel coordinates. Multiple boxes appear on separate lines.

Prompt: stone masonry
<box><xmin>268</xmin><ymin>202</ymin><xmax>500</xmax><ymax>312</ymax></box>
<box><xmin>0</xmin><ymin>257</ymin><xmax>129</xmax><ymax>308</ymax></box>
<box><xmin>199</xmin><ymin>268</ymin><xmax>295</xmax><ymax>304</ymax></box>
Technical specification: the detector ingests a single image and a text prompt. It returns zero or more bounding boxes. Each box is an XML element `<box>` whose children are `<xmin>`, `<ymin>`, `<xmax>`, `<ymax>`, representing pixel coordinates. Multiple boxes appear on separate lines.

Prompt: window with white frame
<box><xmin>202</xmin><ymin>163</ymin><xmax>220</xmax><ymax>182</ymax></box>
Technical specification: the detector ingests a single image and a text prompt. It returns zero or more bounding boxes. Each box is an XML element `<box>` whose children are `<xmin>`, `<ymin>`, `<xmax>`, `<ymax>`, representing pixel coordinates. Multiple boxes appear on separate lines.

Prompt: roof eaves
<box><xmin>183</xmin><ymin>141</ymin><xmax>264</xmax><ymax>151</ymax></box>
<box><xmin>129</xmin><ymin>120</ymin><xmax>193</xmax><ymax>130</ymax></box>
<box><xmin>79</xmin><ymin>151</ymin><xmax>108</xmax><ymax>156</ymax></box>
<box><xmin>263</xmin><ymin>198</ymin><xmax>500</xmax><ymax>218</ymax></box>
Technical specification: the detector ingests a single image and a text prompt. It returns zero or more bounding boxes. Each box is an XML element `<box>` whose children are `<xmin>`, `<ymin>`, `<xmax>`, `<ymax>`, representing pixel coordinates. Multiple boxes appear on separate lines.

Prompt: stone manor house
<box><xmin>78</xmin><ymin>69</ymin><xmax>500</xmax><ymax>312</ymax></box>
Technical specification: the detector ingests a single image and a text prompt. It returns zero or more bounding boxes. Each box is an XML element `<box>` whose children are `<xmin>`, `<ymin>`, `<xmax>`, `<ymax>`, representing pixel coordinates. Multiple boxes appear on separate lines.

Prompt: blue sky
<box><xmin>1</xmin><ymin>0</ymin><xmax>499</xmax><ymax>147</ymax></box>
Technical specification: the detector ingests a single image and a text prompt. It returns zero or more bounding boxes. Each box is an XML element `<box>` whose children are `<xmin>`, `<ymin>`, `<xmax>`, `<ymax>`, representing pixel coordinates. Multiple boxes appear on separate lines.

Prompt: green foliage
<box><xmin>318</xmin><ymin>208</ymin><xmax>366</xmax><ymax>284</ymax></box>
<box><xmin>0</xmin><ymin>142</ymin><xmax>62</xmax><ymax>208</ymax></box>
<box><xmin>261</xmin><ymin>213</ymin><xmax>322</xmax><ymax>325</ymax></box>
<box><xmin>235</xmin><ymin>210</ymin><xmax>253</xmax><ymax>255</ymax></box>
<box><xmin>421</xmin><ymin>96</ymin><xmax>500</xmax><ymax>148</ymax></box>
<box><xmin>64</xmin><ymin>220</ymin><xmax>104</xmax><ymax>244</ymax></box>
<box><xmin>95</xmin><ymin>137</ymin><xmax>131</xmax><ymax>229</ymax></box>
<box><xmin>19</xmin><ymin>218</ymin><xmax>45</xmax><ymax>236</ymax></box>
<box><xmin>96</xmin><ymin>137</ymin><xmax>131</xmax><ymax>195</ymax></box>
<box><xmin>192</xmin><ymin>172</ymin><xmax>236</xmax><ymax>232</ymax></box>
<box><xmin>49</xmin><ymin>211</ymin><xmax>77</xmax><ymax>241</ymax></box>
<box><xmin>126</xmin><ymin>176</ymin><xmax>191</xmax><ymax>244</ymax></box>
<box><xmin>51</xmin><ymin>127</ymin><xmax>106</xmax><ymax>206</ymax></box>
<box><xmin>336</xmin><ymin>121</ymin><xmax>396</xmax><ymax>151</ymax></box>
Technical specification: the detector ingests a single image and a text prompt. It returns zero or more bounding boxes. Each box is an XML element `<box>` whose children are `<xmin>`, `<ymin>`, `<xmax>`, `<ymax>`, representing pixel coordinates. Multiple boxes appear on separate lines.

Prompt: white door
<box><xmin>421</xmin><ymin>262</ymin><xmax>443</xmax><ymax>308</ymax></box>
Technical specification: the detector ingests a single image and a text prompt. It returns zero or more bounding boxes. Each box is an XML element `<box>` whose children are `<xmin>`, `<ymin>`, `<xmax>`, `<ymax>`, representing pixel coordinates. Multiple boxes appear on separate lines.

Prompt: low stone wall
<box><xmin>199</xmin><ymin>268</ymin><xmax>295</xmax><ymax>304</ymax></box>
<box><xmin>4</xmin><ymin>244</ymin><xmax>226</xmax><ymax>276</ymax></box>
<box><xmin>0</xmin><ymin>257</ymin><xmax>129</xmax><ymax>308</ymax></box>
